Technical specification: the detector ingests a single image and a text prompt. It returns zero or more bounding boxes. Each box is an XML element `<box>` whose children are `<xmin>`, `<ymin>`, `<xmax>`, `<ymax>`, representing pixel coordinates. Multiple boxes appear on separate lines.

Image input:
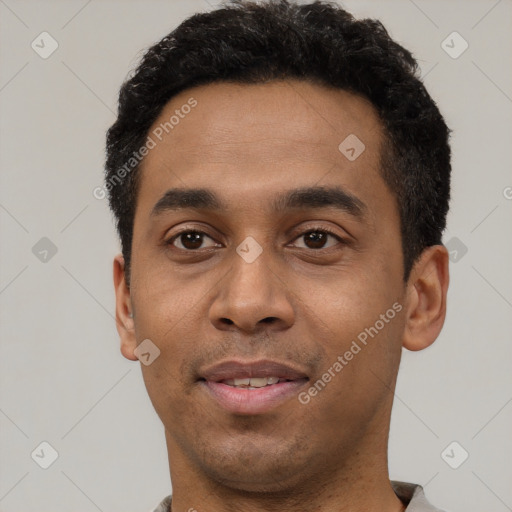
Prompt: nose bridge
<box><xmin>209</xmin><ymin>241</ymin><xmax>295</xmax><ymax>332</ymax></box>
<box><xmin>231</xmin><ymin>245</ymin><xmax>274</xmax><ymax>301</ymax></box>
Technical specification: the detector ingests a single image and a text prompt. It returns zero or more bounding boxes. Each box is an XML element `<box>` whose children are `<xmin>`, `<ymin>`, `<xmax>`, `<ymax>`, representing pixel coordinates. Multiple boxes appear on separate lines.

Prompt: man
<box><xmin>105</xmin><ymin>1</ymin><xmax>451</xmax><ymax>510</ymax></box>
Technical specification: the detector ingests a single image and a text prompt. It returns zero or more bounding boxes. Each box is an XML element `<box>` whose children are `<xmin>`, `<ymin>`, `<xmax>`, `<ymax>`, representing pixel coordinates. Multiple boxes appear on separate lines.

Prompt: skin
<box><xmin>113</xmin><ymin>80</ymin><xmax>449</xmax><ymax>512</ymax></box>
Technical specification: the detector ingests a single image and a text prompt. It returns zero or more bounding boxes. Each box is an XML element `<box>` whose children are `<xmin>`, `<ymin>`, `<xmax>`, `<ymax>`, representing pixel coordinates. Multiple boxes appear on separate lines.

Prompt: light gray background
<box><xmin>0</xmin><ymin>0</ymin><xmax>511</xmax><ymax>511</ymax></box>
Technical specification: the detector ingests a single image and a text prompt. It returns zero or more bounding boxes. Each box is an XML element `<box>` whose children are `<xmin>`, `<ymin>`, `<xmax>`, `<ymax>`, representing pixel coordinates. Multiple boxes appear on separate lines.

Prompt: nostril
<box><xmin>220</xmin><ymin>318</ymin><xmax>234</xmax><ymax>325</ymax></box>
<box><xmin>261</xmin><ymin>317</ymin><xmax>277</xmax><ymax>324</ymax></box>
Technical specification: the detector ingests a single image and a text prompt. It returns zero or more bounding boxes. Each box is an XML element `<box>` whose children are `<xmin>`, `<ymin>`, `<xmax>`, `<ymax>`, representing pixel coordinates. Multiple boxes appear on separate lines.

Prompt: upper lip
<box><xmin>199</xmin><ymin>359</ymin><xmax>309</xmax><ymax>382</ymax></box>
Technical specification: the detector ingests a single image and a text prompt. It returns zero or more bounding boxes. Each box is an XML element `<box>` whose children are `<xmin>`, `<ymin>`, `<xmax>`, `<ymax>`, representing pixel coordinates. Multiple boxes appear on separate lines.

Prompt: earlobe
<box><xmin>402</xmin><ymin>245</ymin><xmax>450</xmax><ymax>352</ymax></box>
<box><xmin>113</xmin><ymin>254</ymin><xmax>138</xmax><ymax>361</ymax></box>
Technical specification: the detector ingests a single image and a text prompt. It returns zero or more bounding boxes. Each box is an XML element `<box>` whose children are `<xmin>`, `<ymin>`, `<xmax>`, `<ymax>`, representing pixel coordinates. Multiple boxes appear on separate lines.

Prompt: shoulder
<box><xmin>149</xmin><ymin>494</ymin><xmax>172</xmax><ymax>512</ymax></box>
<box><xmin>391</xmin><ymin>480</ymin><xmax>448</xmax><ymax>512</ymax></box>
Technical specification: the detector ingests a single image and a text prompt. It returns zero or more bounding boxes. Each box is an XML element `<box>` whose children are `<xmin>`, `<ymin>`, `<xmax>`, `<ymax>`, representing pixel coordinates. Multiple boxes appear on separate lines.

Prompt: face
<box><xmin>119</xmin><ymin>80</ymin><xmax>409</xmax><ymax>491</ymax></box>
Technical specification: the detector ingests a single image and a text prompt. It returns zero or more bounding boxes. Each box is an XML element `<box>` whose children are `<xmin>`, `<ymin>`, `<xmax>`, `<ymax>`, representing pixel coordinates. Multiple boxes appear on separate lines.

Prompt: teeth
<box><xmin>223</xmin><ymin>376</ymin><xmax>281</xmax><ymax>388</ymax></box>
<box><xmin>249</xmin><ymin>377</ymin><xmax>268</xmax><ymax>388</ymax></box>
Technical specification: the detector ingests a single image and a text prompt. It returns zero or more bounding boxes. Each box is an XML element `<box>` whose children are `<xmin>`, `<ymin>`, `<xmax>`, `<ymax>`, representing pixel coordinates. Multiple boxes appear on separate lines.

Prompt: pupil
<box><xmin>306</xmin><ymin>231</ymin><xmax>326</xmax><ymax>249</ymax></box>
<box><xmin>182</xmin><ymin>232</ymin><xmax>203</xmax><ymax>249</ymax></box>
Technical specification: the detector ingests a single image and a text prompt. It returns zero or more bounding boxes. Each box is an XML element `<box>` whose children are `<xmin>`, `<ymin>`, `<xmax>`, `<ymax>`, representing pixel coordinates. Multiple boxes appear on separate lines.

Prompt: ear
<box><xmin>402</xmin><ymin>245</ymin><xmax>450</xmax><ymax>351</ymax></box>
<box><xmin>113</xmin><ymin>254</ymin><xmax>138</xmax><ymax>361</ymax></box>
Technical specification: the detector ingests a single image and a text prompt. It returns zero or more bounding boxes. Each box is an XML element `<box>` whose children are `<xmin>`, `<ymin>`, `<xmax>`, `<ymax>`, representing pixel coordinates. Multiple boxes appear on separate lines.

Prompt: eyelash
<box><xmin>164</xmin><ymin>226</ymin><xmax>347</xmax><ymax>251</ymax></box>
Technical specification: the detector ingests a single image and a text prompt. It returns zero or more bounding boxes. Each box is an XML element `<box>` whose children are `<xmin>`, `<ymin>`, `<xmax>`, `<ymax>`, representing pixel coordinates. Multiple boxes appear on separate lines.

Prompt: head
<box><xmin>107</xmin><ymin>0</ymin><xmax>450</xmax><ymax>496</ymax></box>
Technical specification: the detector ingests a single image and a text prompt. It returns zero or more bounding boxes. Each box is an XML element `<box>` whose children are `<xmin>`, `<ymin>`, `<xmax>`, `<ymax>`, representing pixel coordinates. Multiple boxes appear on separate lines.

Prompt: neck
<box><xmin>164</xmin><ymin>404</ymin><xmax>406</xmax><ymax>512</ymax></box>
<box><xmin>168</xmin><ymin>467</ymin><xmax>405</xmax><ymax>512</ymax></box>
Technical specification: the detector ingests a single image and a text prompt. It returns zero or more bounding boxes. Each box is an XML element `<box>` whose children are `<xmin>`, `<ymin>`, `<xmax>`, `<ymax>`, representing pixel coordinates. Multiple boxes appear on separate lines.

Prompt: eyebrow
<box><xmin>151</xmin><ymin>186</ymin><xmax>367</xmax><ymax>219</ymax></box>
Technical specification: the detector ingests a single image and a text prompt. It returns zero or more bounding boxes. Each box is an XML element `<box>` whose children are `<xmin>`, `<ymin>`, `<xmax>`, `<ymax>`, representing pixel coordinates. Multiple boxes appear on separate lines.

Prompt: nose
<box><xmin>208</xmin><ymin>249</ymin><xmax>295</xmax><ymax>334</ymax></box>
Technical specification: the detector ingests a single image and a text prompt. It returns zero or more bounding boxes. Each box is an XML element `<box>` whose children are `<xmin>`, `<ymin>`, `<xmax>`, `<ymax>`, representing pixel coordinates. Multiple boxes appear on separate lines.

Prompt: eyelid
<box><xmin>289</xmin><ymin>223</ymin><xmax>349</xmax><ymax>242</ymax></box>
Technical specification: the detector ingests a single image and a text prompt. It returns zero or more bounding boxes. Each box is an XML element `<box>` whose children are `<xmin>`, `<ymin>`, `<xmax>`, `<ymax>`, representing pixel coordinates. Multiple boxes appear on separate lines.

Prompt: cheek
<box><xmin>301</xmin><ymin>264</ymin><xmax>402</xmax><ymax>347</ymax></box>
<box><xmin>129</xmin><ymin>262</ymin><xmax>207</xmax><ymax>406</ymax></box>
<box><xmin>298</xmin><ymin>316</ymin><xmax>403</xmax><ymax>443</ymax></box>
<box><xmin>296</xmin><ymin>265</ymin><xmax>404</xmax><ymax>411</ymax></box>
<box><xmin>131</xmin><ymin>254</ymin><xmax>205</xmax><ymax>336</ymax></box>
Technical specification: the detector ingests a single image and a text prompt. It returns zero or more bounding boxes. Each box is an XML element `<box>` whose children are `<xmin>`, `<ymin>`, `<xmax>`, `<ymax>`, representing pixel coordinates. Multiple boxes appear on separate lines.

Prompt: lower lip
<box><xmin>202</xmin><ymin>379</ymin><xmax>308</xmax><ymax>415</ymax></box>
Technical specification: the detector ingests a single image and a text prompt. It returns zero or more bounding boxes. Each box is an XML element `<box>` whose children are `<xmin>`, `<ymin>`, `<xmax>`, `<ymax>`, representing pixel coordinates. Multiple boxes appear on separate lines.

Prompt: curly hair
<box><xmin>105</xmin><ymin>0</ymin><xmax>451</xmax><ymax>283</ymax></box>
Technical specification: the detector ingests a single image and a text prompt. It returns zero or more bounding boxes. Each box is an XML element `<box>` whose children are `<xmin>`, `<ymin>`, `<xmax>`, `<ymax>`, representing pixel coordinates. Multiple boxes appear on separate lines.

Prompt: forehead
<box><xmin>136</xmin><ymin>79</ymin><xmax>389</xmax><ymax>216</ymax></box>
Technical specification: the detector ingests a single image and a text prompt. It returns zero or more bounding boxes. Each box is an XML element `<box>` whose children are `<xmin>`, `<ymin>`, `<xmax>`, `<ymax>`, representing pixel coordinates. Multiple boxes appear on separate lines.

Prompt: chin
<box><xmin>195</xmin><ymin>435</ymin><xmax>315</xmax><ymax>493</ymax></box>
<box><xmin>204</xmin><ymin>464</ymin><xmax>304</xmax><ymax>494</ymax></box>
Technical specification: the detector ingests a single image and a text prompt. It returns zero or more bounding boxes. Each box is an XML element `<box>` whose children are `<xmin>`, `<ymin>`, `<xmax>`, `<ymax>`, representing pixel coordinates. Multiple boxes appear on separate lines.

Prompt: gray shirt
<box><xmin>150</xmin><ymin>481</ymin><xmax>446</xmax><ymax>511</ymax></box>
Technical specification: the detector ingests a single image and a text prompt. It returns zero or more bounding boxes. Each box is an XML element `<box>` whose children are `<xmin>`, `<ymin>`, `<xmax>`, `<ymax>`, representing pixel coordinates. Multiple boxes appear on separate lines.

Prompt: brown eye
<box><xmin>304</xmin><ymin>231</ymin><xmax>328</xmax><ymax>249</ymax></box>
<box><xmin>292</xmin><ymin>229</ymin><xmax>343</xmax><ymax>250</ymax></box>
<box><xmin>168</xmin><ymin>230</ymin><xmax>218</xmax><ymax>250</ymax></box>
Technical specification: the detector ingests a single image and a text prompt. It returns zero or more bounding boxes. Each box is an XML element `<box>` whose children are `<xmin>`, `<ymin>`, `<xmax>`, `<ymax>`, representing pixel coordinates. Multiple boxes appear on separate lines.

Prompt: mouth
<box><xmin>198</xmin><ymin>359</ymin><xmax>309</xmax><ymax>415</ymax></box>
<box><xmin>220</xmin><ymin>376</ymin><xmax>293</xmax><ymax>389</ymax></box>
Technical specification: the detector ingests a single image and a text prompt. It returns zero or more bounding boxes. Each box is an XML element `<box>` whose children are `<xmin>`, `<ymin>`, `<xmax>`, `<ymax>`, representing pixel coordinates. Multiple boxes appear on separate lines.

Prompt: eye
<box><xmin>166</xmin><ymin>230</ymin><xmax>220</xmax><ymax>250</ymax></box>
<box><xmin>291</xmin><ymin>228</ymin><xmax>344</xmax><ymax>250</ymax></box>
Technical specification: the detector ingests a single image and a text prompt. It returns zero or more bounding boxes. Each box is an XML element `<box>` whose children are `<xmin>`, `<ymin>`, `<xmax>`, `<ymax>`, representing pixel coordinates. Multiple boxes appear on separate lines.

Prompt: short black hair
<box><xmin>105</xmin><ymin>0</ymin><xmax>451</xmax><ymax>284</ymax></box>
